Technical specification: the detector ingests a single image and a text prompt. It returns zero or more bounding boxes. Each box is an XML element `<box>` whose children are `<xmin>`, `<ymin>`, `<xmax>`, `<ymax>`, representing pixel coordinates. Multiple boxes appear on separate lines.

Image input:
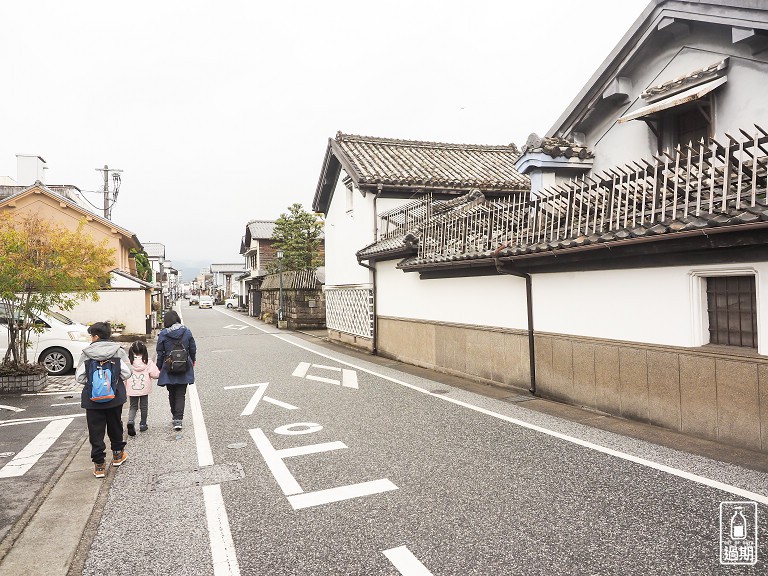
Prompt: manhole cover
<box><xmin>430</xmin><ymin>389</ymin><xmax>450</xmax><ymax>395</ymax></box>
<box><xmin>227</xmin><ymin>442</ymin><xmax>247</xmax><ymax>449</ymax></box>
<box><xmin>149</xmin><ymin>462</ymin><xmax>245</xmax><ymax>491</ymax></box>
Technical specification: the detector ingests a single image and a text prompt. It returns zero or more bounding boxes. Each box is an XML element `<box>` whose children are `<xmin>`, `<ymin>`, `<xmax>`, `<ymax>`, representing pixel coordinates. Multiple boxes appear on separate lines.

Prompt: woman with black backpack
<box><xmin>156</xmin><ymin>310</ymin><xmax>197</xmax><ymax>431</ymax></box>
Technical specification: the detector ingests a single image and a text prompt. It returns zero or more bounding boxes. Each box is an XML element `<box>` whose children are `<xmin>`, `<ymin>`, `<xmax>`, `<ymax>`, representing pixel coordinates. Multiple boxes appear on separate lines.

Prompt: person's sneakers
<box><xmin>139</xmin><ymin>424</ymin><xmax>148</xmax><ymax>432</ymax></box>
<box><xmin>112</xmin><ymin>450</ymin><xmax>128</xmax><ymax>467</ymax></box>
<box><xmin>127</xmin><ymin>421</ymin><xmax>136</xmax><ymax>437</ymax></box>
<box><xmin>173</xmin><ymin>419</ymin><xmax>182</xmax><ymax>431</ymax></box>
<box><xmin>93</xmin><ymin>462</ymin><xmax>107</xmax><ymax>478</ymax></box>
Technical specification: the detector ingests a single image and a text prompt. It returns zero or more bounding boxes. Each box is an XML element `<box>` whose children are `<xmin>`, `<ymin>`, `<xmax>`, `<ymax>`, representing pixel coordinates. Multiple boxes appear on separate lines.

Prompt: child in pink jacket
<box><xmin>126</xmin><ymin>341</ymin><xmax>160</xmax><ymax>436</ymax></box>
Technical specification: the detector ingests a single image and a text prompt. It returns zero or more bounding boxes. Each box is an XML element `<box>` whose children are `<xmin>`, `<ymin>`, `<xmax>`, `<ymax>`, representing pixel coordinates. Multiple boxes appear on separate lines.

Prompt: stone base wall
<box><xmin>260</xmin><ymin>288</ymin><xmax>325</xmax><ymax>330</ymax></box>
<box><xmin>378</xmin><ymin>315</ymin><xmax>768</xmax><ymax>453</ymax></box>
<box><xmin>326</xmin><ymin>329</ymin><xmax>374</xmax><ymax>352</ymax></box>
<box><xmin>0</xmin><ymin>372</ymin><xmax>48</xmax><ymax>393</ymax></box>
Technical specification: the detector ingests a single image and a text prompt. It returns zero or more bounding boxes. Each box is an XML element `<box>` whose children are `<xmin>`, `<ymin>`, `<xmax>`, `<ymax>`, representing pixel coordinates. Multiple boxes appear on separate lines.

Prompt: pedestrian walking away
<box><xmin>126</xmin><ymin>340</ymin><xmax>160</xmax><ymax>436</ymax></box>
<box><xmin>156</xmin><ymin>310</ymin><xmax>196</xmax><ymax>431</ymax></box>
<box><xmin>75</xmin><ymin>322</ymin><xmax>133</xmax><ymax>478</ymax></box>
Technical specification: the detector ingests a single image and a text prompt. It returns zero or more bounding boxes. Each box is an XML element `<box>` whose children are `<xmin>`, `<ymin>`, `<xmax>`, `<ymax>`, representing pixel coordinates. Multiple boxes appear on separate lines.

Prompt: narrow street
<box><xmin>62</xmin><ymin>305</ymin><xmax>768</xmax><ymax>575</ymax></box>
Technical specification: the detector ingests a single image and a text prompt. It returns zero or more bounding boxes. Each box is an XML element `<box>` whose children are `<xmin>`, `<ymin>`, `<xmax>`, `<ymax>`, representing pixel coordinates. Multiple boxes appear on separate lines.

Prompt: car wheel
<box><xmin>39</xmin><ymin>347</ymin><xmax>74</xmax><ymax>376</ymax></box>
<box><xmin>226</xmin><ymin>303</ymin><xmax>233</xmax><ymax>308</ymax></box>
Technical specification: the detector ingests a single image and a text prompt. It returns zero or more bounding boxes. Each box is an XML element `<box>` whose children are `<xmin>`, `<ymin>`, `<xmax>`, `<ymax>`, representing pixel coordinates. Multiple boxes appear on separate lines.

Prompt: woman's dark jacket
<box><xmin>156</xmin><ymin>325</ymin><xmax>196</xmax><ymax>385</ymax></box>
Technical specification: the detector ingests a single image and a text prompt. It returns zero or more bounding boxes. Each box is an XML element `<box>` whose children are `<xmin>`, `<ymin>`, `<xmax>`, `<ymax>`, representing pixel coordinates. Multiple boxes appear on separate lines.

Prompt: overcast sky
<box><xmin>1</xmin><ymin>0</ymin><xmax>650</xmax><ymax>279</ymax></box>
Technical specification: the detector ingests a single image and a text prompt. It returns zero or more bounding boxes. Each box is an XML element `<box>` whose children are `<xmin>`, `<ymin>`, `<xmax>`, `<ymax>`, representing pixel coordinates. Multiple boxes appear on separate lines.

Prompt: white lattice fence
<box><xmin>324</xmin><ymin>287</ymin><xmax>374</xmax><ymax>338</ymax></box>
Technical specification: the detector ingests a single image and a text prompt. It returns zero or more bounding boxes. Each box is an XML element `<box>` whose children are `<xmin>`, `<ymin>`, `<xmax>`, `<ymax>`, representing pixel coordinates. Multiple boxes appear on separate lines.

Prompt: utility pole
<box><xmin>95</xmin><ymin>164</ymin><xmax>123</xmax><ymax>220</ymax></box>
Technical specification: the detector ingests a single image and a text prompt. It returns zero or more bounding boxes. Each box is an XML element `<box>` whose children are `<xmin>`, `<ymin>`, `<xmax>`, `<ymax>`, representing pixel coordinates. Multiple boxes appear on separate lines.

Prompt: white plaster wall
<box><xmin>324</xmin><ymin>170</ymin><xmax>375</xmax><ymax>287</ymax></box>
<box><xmin>376</xmin><ymin>260</ymin><xmax>529</xmax><ymax>329</ymax></box>
<box><xmin>66</xmin><ymin>290</ymin><xmax>147</xmax><ymax>334</ymax></box>
<box><xmin>534</xmin><ymin>262</ymin><xmax>768</xmax><ymax>355</ymax></box>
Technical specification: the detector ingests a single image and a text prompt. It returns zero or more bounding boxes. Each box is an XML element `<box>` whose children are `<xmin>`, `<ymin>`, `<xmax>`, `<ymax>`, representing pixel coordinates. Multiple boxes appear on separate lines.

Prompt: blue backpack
<box><xmin>86</xmin><ymin>358</ymin><xmax>120</xmax><ymax>403</ymax></box>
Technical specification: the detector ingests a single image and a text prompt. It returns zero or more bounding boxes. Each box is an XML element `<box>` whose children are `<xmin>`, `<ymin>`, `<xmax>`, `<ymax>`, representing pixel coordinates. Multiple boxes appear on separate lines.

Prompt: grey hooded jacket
<box><xmin>75</xmin><ymin>341</ymin><xmax>132</xmax><ymax>409</ymax></box>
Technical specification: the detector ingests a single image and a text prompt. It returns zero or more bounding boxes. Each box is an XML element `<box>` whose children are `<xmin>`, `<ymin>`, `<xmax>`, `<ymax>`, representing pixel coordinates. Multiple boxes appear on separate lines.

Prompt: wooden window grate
<box><xmin>706</xmin><ymin>276</ymin><xmax>757</xmax><ymax>348</ymax></box>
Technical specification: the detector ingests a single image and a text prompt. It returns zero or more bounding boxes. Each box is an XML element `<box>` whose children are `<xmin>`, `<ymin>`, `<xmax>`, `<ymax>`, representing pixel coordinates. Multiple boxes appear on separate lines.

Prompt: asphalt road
<box><xmin>0</xmin><ymin>376</ymin><xmax>84</xmax><ymax>545</ymax></box>
<box><xmin>79</xmin><ymin>305</ymin><xmax>768</xmax><ymax>575</ymax></box>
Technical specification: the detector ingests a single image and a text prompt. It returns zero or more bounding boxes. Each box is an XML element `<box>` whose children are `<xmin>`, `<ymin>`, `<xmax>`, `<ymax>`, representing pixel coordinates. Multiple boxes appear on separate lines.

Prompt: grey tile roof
<box><xmin>520</xmin><ymin>134</ymin><xmax>594</xmax><ymax>159</ymax></box>
<box><xmin>334</xmin><ymin>132</ymin><xmax>530</xmax><ymax>190</ymax></box>
<box><xmin>247</xmin><ymin>220</ymin><xmax>277</xmax><ymax>239</ymax></box>
<box><xmin>641</xmin><ymin>58</ymin><xmax>728</xmax><ymax>101</ymax></box>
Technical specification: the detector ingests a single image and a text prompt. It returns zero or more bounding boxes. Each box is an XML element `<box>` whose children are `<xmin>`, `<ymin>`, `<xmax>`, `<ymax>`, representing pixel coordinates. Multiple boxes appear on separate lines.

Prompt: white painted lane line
<box><xmin>0</xmin><ymin>404</ymin><xmax>25</xmax><ymax>412</ymax></box>
<box><xmin>179</xmin><ymin>307</ymin><xmax>241</xmax><ymax>576</ymax></box>
<box><xmin>188</xmin><ymin>383</ymin><xmax>215</xmax><ymax>468</ymax></box>
<box><xmin>305</xmin><ymin>375</ymin><xmax>340</xmax><ymax>385</ymax></box>
<box><xmin>0</xmin><ymin>418</ymin><xmax>73</xmax><ymax>478</ymax></box>
<box><xmin>342</xmin><ymin>369</ymin><xmax>358</xmax><ymax>389</ymax></box>
<box><xmin>223</xmin><ymin>383</ymin><xmax>269</xmax><ymax>390</ymax></box>
<box><xmin>50</xmin><ymin>401</ymin><xmax>80</xmax><ymax>407</ymax></box>
<box><xmin>214</xmin><ymin>308</ymin><xmax>768</xmax><ymax>505</ymax></box>
<box><xmin>241</xmin><ymin>384</ymin><xmax>267</xmax><ymax>416</ymax></box>
<box><xmin>263</xmin><ymin>397</ymin><xmax>298</xmax><ymax>410</ymax></box>
<box><xmin>313</xmin><ymin>364</ymin><xmax>342</xmax><ymax>372</ymax></box>
<box><xmin>383</xmin><ymin>546</ymin><xmax>434</xmax><ymax>576</ymax></box>
<box><xmin>203</xmin><ymin>484</ymin><xmax>241</xmax><ymax>576</ymax></box>
<box><xmin>292</xmin><ymin>362</ymin><xmax>311</xmax><ymax>378</ymax></box>
<box><xmin>0</xmin><ymin>413</ymin><xmax>84</xmax><ymax>427</ymax></box>
<box><xmin>287</xmin><ymin>479</ymin><xmax>398</xmax><ymax>510</ymax></box>
<box><xmin>248</xmin><ymin>428</ymin><xmax>303</xmax><ymax>496</ymax></box>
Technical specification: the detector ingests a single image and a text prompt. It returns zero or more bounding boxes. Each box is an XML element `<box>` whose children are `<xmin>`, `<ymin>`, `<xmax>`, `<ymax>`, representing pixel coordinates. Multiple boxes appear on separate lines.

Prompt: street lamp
<box><xmin>277</xmin><ymin>250</ymin><xmax>284</xmax><ymax>324</ymax></box>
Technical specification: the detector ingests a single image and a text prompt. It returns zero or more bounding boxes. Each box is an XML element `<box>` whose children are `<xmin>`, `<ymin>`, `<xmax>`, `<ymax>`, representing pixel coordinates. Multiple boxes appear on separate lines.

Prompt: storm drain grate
<box><xmin>149</xmin><ymin>462</ymin><xmax>245</xmax><ymax>492</ymax></box>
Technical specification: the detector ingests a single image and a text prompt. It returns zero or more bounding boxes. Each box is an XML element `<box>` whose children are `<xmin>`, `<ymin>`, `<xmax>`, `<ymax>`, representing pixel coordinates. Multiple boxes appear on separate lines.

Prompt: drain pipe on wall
<box><xmin>355</xmin><ymin>183</ymin><xmax>383</xmax><ymax>355</ymax></box>
<box><xmin>494</xmin><ymin>255</ymin><xmax>536</xmax><ymax>395</ymax></box>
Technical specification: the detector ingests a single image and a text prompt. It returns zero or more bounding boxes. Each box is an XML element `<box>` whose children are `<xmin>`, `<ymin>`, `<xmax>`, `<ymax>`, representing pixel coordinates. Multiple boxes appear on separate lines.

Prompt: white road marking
<box><xmin>0</xmin><ymin>404</ymin><xmax>24</xmax><ymax>413</ymax></box>
<box><xmin>188</xmin><ymin>384</ymin><xmax>215</xmax><ymax>468</ymax></box>
<box><xmin>274</xmin><ymin>422</ymin><xmax>323</xmax><ymax>436</ymax></box>
<box><xmin>241</xmin><ymin>385</ymin><xmax>268</xmax><ymax>416</ymax></box>
<box><xmin>292</xmin><ymin>362</ymin><xmax>311</xmax><ymax>378</ymax></box>
<box><xmin>383</xmin><ymin>546</ymin><xmax>434</xmax><ymax>576</ymax></box>
<box><xmin>223</xmin><ymin>383</ymin><xmax>270</xmax><ymax>390</ymax></box>
<box><xmin>313</xmin><ymin>364</ymin><xmax>341</xmax><ymax>372</ymax></box>
<box><xmin>179</xmin><ymin>306</ymin><xmax>241</xmax><ymax>576</ymax></box>
<box><xmin>248</xmin><ymin>427</ymin><xmax>398</xmax><ymax>509</ymax></box>
<box><xmin>342</xmin><ymin>369</ymin><xmax>358</xmax><ymax>389</ymax></box>
<box><xmin>203</xmin><ymin>484</ymin><xmax>241</xmax><ymax>576</ymax></box>
<box><xmin>263</xmin><ymin>397</ymin><xmax>298</xmax><ymax>410</ymax></box>
<box><xmin>223</xmin><ymin>324</ymin><xmax>248</xmax><ymax>330</ymax></box>
<box><xmin>50</xmin><ymin>401</ymin><xmax>80</xmax><ymax>407</ymax></box>
<box><xmin>287</xmin><ymin>479</ymin><xmax>398</xmax><ymax>510</ymax></box>
<box><xmin>306</xmin><ymin>375</ymin><xmax>340</xmax><ymax>385</ymax></box>
<box><xmin>0</xmin><ymin>418</ymin><xmax>73</xmax><ymax>478</ymax></box>
<box><xmin>215</xmin><ymin>308</ymin><xmax>768</xmax><ymax>505</ymax></box>
<box><xmin>0</xmin><ymin>413</ymin><xmax>84</xmax><ymax>427</ymax></box>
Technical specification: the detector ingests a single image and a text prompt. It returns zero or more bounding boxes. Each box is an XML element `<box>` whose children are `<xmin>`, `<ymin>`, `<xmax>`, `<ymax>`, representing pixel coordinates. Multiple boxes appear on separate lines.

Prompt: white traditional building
<box><xmin>315</xmin><ymin>0</ymin><xmax>768</xmax><ymax>453</ymax></box>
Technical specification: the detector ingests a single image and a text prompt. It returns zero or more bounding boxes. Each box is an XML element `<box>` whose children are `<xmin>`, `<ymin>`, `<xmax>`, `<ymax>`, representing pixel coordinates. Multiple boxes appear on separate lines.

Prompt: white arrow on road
<box><xmin>224</xmin><ymin>383</ymin><xmax>298</xmax><ymax>415</ymax></box>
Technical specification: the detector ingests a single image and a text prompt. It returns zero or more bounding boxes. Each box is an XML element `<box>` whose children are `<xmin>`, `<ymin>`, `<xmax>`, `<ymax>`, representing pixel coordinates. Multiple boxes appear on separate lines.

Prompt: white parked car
<box><xmin>198</xmin><ymin>296</ymin><xmax>214</xmax><ymax>309</ymax></box>
<box><xmin>225</xmin><ymin>297</ymin><xmax>239</xmax><ymax>309</ymax></box>
<box><xmin>0</xmin><ymin>306</ymin><xmax>91</xmax><ymax>376</ymax></box>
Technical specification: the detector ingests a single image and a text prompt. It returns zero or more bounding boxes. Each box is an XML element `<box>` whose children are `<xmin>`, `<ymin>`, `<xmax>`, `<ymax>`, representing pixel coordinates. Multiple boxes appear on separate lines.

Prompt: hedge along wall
<box><xmin>259</xmin><ymin>270</ymin><xmax>326</xmax><ymax>330</ymax></box>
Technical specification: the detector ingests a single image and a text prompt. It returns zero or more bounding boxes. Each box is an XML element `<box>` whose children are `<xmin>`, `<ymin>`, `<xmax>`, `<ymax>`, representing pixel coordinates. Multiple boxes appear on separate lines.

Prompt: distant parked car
<box><xmin>225</xmin><ymin>297</ymin><xmax>239</xmax><ymax>309</ymax></box>
<box><xmin>189</xmin><ymin>295</ymin><xmax>199</xmax><ymax>306</ymax></box>
<box><xmin>199</xmin><ymin>296</ymin><xmax>213</xmax><ymax>309</ymax></box>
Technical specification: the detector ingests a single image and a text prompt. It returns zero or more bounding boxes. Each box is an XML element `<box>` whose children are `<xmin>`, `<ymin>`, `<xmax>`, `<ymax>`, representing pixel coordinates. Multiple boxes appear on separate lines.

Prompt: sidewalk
<box><xmin>3</xmin><ymin>318</ymin><xmax>767</xmax><ymax>575</ymax></box>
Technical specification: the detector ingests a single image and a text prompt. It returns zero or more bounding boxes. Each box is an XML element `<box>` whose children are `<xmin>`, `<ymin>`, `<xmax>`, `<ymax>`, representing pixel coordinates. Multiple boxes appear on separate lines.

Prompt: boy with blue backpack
<box><xmin>75</xmin><ymin>322</ymin><xmax>133</xmax><ymax>478</ymax></box>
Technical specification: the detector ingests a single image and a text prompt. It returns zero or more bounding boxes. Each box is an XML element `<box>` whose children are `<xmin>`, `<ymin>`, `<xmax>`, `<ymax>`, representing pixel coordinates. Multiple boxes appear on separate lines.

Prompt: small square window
<box><xmin>706</xmin><ymin>276</ymin><xmax>757</xmax><ymax>348</ymax></box>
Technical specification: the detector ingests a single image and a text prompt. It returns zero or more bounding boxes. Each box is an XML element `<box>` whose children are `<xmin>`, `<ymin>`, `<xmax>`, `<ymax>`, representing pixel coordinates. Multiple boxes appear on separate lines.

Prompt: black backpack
<box><xmin>166</xmin><ymin>340</ymin><xmax>189</xmax><ymax>374</ymax></box>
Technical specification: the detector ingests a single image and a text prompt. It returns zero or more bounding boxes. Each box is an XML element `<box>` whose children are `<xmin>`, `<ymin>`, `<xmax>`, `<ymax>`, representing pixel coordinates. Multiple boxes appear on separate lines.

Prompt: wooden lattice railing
<box><xmin>409</xmin><ymin>126</ymin><xmax>768</xmax><ymax>261</ymax></box>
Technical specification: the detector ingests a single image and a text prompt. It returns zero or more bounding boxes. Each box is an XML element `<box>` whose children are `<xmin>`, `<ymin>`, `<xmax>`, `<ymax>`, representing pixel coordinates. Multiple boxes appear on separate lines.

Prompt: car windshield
<box><xmin>46</xmin><ymin>310</ymin><xmax>75</xmax><ymax>325</ymax></box>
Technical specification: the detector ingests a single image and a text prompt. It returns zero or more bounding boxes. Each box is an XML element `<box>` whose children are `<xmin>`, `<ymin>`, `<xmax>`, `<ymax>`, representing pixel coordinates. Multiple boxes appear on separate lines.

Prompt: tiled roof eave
<box><xmin>397</xmin><ymin>256</ymin><xmax>498</xmax><ymax>272</ymax></box>
<box><xmin>357</xmin><ymin>246</ymin><xmax>416</xmax><ymax>261</ymax></box>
